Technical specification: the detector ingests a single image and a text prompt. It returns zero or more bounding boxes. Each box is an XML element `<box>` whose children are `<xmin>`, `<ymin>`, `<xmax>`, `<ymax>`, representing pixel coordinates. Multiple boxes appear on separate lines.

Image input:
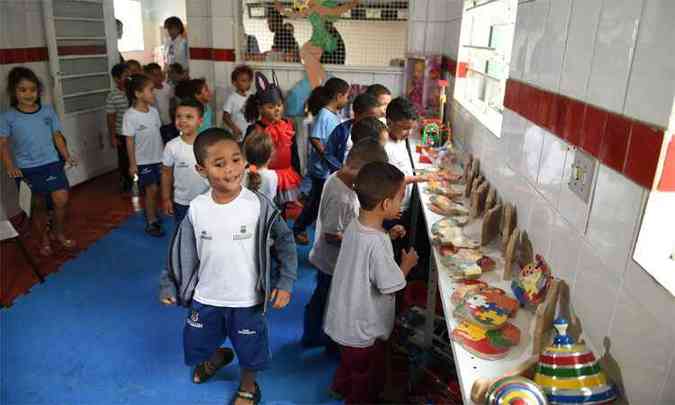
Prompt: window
<box><xmin>240</xmin><ymin>0</ymin><xmax>408</xmax><ymax>67</ymax></box>
<box><xmin>114</xmin><ymin>0</ymin><xmax>144</xmax><ymax>52</ymax></box>
<box><xmin>454</xmin><ymin>0</ymin><xmax>517</xmax><ymax>136</ymax></box>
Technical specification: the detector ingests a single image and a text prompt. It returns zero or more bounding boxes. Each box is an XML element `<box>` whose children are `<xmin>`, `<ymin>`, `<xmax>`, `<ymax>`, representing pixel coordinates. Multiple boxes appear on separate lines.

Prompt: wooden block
<box><xmin>501</xmin><ymin>203</ymin><xmax>517</xmax><ymax>250</ymax></box>
<box><xmin>485</xmin><ymin>186</ymin><xmax>497</xmax><ymax>211</ymax></box>
<box><xmin>473</xmin><ymin>181</ymin><xmax>489</xmax><ymax>218</ymax></box>
<box><xmin>557</xmin><ymin>280</ymin><xmax>582</xmax><ymax>342</ymax></box>
<box><xmin>516</xmin><ymin>230</ymin><xmax>534</xmax><ymax>268</ymax></box>
<box><xmin>471</xmin><ymin>158</ymin><xmax>480</xmax><ymax>180</ymax></box>
<box><xmin>503</xmin><ymin>228</ymin><xmax>519</xmax><ymax>281</ymax></box>
<box><xmin>464</xmin><ymin>154</ymin><xmax>473</xmax><ymax>184</ymax></box>
<box><xmin>532</xmin><ymin>278</ymin><xmax>561</xmax><ymax>355</ymax></box>
<box><xmin>465</xmin><ymin>173</ymin><xmax>474</xmax><ymax>198</ymax></box>
<box><xmin>481</xmin><ymin>203</ymin><xmax>502</xmax><ymax>246</ymax></box>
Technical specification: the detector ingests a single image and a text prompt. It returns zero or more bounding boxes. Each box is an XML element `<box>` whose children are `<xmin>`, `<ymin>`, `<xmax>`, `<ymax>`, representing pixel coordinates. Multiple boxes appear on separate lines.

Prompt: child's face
<box><xmin>137</xmin><ymin>82</ymin><xmax>155</xmax><ymax>105</ymax></box>
<box><xmin>388</xmin><ymin>119</ymin><xmax>416</xmax><ymax>141</ymax></box>
<box><xmin>233</xmin><ymin>74</ymin><xmax>252</xmax><ymax>94</ymax></box>
<box><xmin>376</xmin><ymin>94</ymin><xmax>391</xmax><ymax>118</ymax></box>
<box><xmin>149</xmin><ymin>69</ymin><xmax>164</xmax><ymax>87</ymax></box>
<box><xmin>382</xmin><ymin>182</ymin><xmax>405</xmax><ymax>220</ymax></box>
<box><xmin>15</xmin><ymin>79</ymin><xmax>39</xmax><ymax>107</ymax></box>
<box><xmin>336</xmin><ymin>91</ymin><xmax>350</xmax><ymax>110</ymax></box>
<box><xmin>196</xmin><ymin>84</ymin><xmax>211</xmax><ymax>103</ymax></box>
<box><xmin>128</xmin><ymin>64</ymin><xmax>142</xmax><ymax>75</ymax></box>
<box><xmin>114</xmin><ymin>70</ymin><xmax>130</xmax><ymax>87</ymax></box>
<box><xmin>197</xmin><ymin>140</ymin><xmax>246</xmax><ymax>195</ymax></box>
<box><xmin>166</xmin><ymin>25</ymin><xmax>180</xmax><ymax>40</ymax></box>
<box><xmin>175</xmin><ymin>106</ymin><xmax>203</xmax><ymax>136</ymax></box>
<box><xmin>260</xmin><ymin>101</ymin><xmax>284</xmax><ymax>122</ymax></box>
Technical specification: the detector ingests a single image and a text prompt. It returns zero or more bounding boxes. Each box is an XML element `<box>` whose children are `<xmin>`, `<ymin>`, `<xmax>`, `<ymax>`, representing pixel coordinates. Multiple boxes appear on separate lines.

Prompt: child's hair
<box><xmin>366</xmin><ymin>84</ymin><xmax>391</xmax><ymax>98</ymax></box>
<box><xmin>111</xmin><ymin>63</ymin><xmax>128</xmax><ymax>80</ymax></box>
<box><xmin>176</xmin><ymin>97</ymin><xmax>205</xmax><ymax>117</ymax></box>
<box><xmin>346</xmin><ymin>138</ymin><xmax>388</xmax><ymax>167</ymax></box>
<box><xmin>351</xmin><ymin>117</ymin><xmax>387</xmax><ymax>145</ymax></box>
<box><xmin>243</xmin><ymin>131</ymin><xmax>274</xmax><ymax>192</ymax></box>
<box><xmin>164</xmin><ymin>16</ymin><xmax>185</xmax><ymax>34</ymax></box>
<box><xmin>194</xmin><ymin>128</ymin><xmax>238</xmax><ymax>166</ymax></box>
<box><xmin>352</xmin><ymin>92</ymin><xmax>379</xmax><ymax>116</ymax></box>
<box><xmin>386</xmin><ymin>97</ymin><xmax>418</xmax><ymax>122</ymax></box>
<box><xmin>126</xmin><ymin>59</ymin><xmax>141</xmax><ymax>72</ymax></box>
<box><xmin>189</xmin><ymin>78</ymin><xmax>207</xmax><ymax>99</ymax></box>
<box><xmin>173</xmin><ymin>79</ymin><xmax>192</xmax><ymax>100</ymax></box>
<box><xmin>6</xmin><ymin>66</ymin><xmax>43</xmax><ymax>108</ymax></box>
<box><xmin>354</xmin><ymin>162</ymin><xmax>405</xmax><ymax>211</ymax></box>
<box><xmin>243</xmin><ymin>92</ymin><xmax>277</xmax><ymax>123</ymax></box>
<box><xmin>306</xmin><ymin>77</ymin><xmax>349</xmax><ymax>116</ymax></box>
<box><xmin>126</xmin><ymin>74</ymin><xmax>153</xmax><ymax>106</ymax></box>
<box><xmin>143</xmin><ymin>62</ymin><xmax>162</xmax><ymax>74</ymax></box>
<box><xmin>168</xmin><ymin>63</ymin><xmax>185</xmax><ymax>76</ymax></box>
<box><xmin>232</xmin><ymin>65</ymin><xmax>254</xmax><ymax>82</ymax></box>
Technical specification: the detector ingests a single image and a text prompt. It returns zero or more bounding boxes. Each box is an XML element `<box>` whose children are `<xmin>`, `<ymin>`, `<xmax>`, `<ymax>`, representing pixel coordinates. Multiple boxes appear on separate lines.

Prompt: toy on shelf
<box><xmin>426</xmin><ymin>181</ymin><xmax>464</xmax><ymax>199</ymax></box>
<box><xmin>512</xmin><ymin>255</ymin><xmax>552</xmax><ymax>309</ymax></box>
<box><xmin>452</xmin><ymin>320</ymin><xmax>521</xmax><ymax>361</ymax></box>
<box><xmin>428</xmin><ymin>195</ymin><xmax>470</xmax><ymax>218</ymax></box>
<box><xmin>405</xmin><ymin>55</ymin><xmax>444</xmax><ymax>118</ymax></box>
<box><xmin>485</xmin><ymin>376</ymin><xmax>548</xmax><ymax>405</ymax></box>
<box><xmin>534</xmin><ymin>318</ymin><xmax>618</xmax><ymax>404</ymax></box>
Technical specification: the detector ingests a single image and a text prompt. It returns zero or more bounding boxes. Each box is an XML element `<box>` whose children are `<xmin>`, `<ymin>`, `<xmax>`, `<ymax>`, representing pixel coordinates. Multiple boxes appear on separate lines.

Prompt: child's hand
<box><xmin>129</xmin><ymin>165</ymin><xmax>138</xmax><ymax>177</ymax></box>
<box><xmin>161</xmin><ymin>296</ymin><xmax>176</xmax><ymax>305</ymax></box>
<box><xmin>270</xmin><ymin>289</ymin><xmax>291</xmax><ymax>309</ymax></box>
<box><xmin>401</xmin><ymin>247</ymin><xmax>419</xmax><ymax>275</ymax></box>
<box><xmin>389</xmin><ymin>225</ymin><xmax>406</xmax><ymax>240</ymax></box>
<box><xmin>7</xmin><ymin>167</ymin><xmax>22</xmax><ymax>178</ymax></box>
<box><xmin>163</xmin><ymin>199</ymin><xmax>174</xmax><ymax>215</ymax></box>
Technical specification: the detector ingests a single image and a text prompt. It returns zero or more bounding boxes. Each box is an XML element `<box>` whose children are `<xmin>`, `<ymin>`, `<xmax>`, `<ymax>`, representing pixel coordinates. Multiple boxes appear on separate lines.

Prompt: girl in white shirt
<box><xmin>163</xmin><ymin>17</ymin><xmax>189</xmax><ymax>72</ymax></box>
<box><xmin>243</xmin><ymin>130</ymin><xmax>278</xmax><ymax>203</ymax></box>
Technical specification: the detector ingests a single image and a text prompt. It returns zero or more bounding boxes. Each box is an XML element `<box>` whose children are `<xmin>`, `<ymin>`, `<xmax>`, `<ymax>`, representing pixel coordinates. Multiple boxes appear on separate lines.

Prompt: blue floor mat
<box><xmin>1</xmin><ymin>214</ymin><xmax>339</xmax><ymax>405</ymax></box>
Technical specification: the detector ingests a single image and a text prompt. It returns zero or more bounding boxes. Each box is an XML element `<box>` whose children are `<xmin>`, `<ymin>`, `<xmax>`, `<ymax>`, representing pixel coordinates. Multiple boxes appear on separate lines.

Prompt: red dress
<box><xmin>254</xmin><ymin>118</ymin><xmax>301</xmax><ymax>204</ymax></box>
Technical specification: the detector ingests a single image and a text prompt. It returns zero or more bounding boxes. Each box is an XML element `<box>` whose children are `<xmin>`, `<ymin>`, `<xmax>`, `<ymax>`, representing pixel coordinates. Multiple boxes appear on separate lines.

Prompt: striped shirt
<box><xmin>105</xmin><ymin>88</ymin><xmax>129</xmax><ymax>135</ymax></box>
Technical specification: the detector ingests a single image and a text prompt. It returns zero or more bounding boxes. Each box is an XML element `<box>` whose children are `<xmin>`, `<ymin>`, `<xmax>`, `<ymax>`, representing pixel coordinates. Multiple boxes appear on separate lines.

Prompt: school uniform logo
<box><xmin>233</xmin><ymin>225</ymin><xmax>253</xmax><ymax>240</ymax></box>
<box><xmin>187</xmin><ymin>310</ymin><xmax>203</xmax><ymax>328</ymax></box>
<box><xmin>200</xmin><ymin>230</ymin><xmax>213</xmax><ymax>240</ymax></box>
<box><xmin>46</xmin><ymin>175</ymin><xmax>57</xmax><ymax>182</ymax></box>
<box><xmin>138</xmin><ymin>124</ymin><xmax>148</xmax><ymax>131</ymax></box>
<box><xmin>176</xmin><ymin>161</ymin><xmax>190</xmax><ymax>169</ymax></box>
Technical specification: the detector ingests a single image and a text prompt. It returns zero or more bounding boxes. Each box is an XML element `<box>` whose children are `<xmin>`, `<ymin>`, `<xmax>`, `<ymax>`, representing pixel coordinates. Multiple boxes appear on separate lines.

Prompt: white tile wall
<box><xmin>533</xmin><ymin>0</ymin><xmax>571</xmax><ymax>92</ymax></box>
<box><xmin>521</xmin><ymin>0</ymin><xmax>548</xmax><ymax>86</ymax></box>
<box><xmin>424</xmin><ymin>21</ymin><xmax>446</xmax><ymax>55</ymax></box>
<box><xmin>187</xmin><ymin>16</ymin><xmax>212</xmax><ymax>48</ymax></box>
<box><xmin>408</xmin><ymin>21</ymin><xmax>427</xmax><ymax>54</ymax></box>
<box><xmin>211</xmin><ymin>0</ymin><xmax>235</xmax><ymax>18</ymax></box>
<box><xmin>410</xmin><ymin>0</ymin><xmax>429</xmax><ymax>22</ymax></box>
<box><xmin>509</xmin><ymin>0</ymin><xmax>530</xmax><ymax>80</ymax></box>
<box><xmin>211</xmin><ymin>17</ymin><xmax>236</xmax><ymax>49</ymax></box>
<box><xmin>186</xmin><ymin>0</ymin><xmax>210</xmax><ymax>18</ymax></box>
<box><xmin>536</xmin><ymin>131</ymin><xmax>568</xmax><ymax>206</ymax></box>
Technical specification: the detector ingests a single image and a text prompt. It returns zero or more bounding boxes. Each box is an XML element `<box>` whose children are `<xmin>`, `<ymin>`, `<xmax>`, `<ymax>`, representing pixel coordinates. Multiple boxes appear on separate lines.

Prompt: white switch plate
<box><xmin>568</xmin><ymin>148</ymin><xmax>595</xmax><ymax>203</ymax></box>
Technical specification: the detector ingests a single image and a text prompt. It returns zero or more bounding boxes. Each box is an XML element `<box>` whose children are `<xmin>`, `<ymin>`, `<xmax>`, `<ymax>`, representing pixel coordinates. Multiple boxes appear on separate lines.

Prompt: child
<box><xmin>190</xmin><ymin>78</ymin><xmax>214</xmax><ymax>134</ymax></box>
<box><xmin>105</xmin><ymin>62</ymin><xmax>132</xmax><ymax>192</ymax></box>
<box><xmin>223</xmin><ymin>65</ymin><xmax>254</xmax><ymax>141</ymax></box>
<box><xmin>293</xmin><ymin>77</ymin><xmax>350</xmax><ymax>245</ymax></box>
<box><xmin>244</xmin><ymin>72</ymin><xmax>301</xmax><ymax>208</ymax></box>
<box><xmin>0</xmin><ymin>67</ymin><xmax>78</xmax><ymax>256</ymax></box>
<box><xmin>323</xmin><ymin>92</ymin><xmax>379</xmax><ymax>172</ymax></box>
<box><xmin>302</xmin><ymin>139</ymin><xmax>389</xmax><ymax>350</ymax></box>
<box><xmin>164</xmin><ymin>16</ymin><xmax>189</xmax><ymax>71</ymax></box>
<box><xmin>243</xmin><ymin>130</ymin><xmax>277</xmax><ymax>202</ymax></box>
<box><xmin>126</xmin><ymin>59</ymin><xmax>142</xmax><ymax>75</ymax></box>
<box><xmin>159</xmin><ymin>128</ymin><xmax>297</xmax><ymax>405</ymax></box>
<box><xmin>344</xmin><ymin>116</ymin><xmax>389</xmax><ymax>164</ymax></box>
<box><xmin>324</xmin><ymin>161</ymin><xmax>418</xmax><ymax>404</ymax></box>
<box><xmin>161</xmin><ymin>98</ymin><xmax>208</xmax><ymax>227</ymax></box>
<box><xmin>123</xmin><ymin>74</ymin><xmax>165</xmax><ymax>237</ymax></box>
<box><xmin>144</xmin><ymin>63</ymin><xmax>174</xmax><ymax>127</ymax></box>
<box><xmin>365</xmin><ymin>83</ymin><xmax>392</xmax><ymax>121</ymax></box>
<box><xmin>167</xmin><ymin>63</ymin><xmax>189</xmax><ymax>86</ymax></box>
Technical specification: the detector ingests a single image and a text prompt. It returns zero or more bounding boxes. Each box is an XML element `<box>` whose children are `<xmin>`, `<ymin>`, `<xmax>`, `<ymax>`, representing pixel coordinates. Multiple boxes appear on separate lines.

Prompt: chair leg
<box><xmin>15</xmin><ymin>237</ymin><xmax>44</xmax><ymax>283</ymax></box>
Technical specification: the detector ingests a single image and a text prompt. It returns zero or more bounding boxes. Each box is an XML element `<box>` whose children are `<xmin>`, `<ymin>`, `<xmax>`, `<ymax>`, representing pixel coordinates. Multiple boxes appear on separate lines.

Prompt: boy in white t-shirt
<box><xmin>302</xmin><ymin>139</ymin><xmax>390</xmax><ymax>350</ymax></box>
<box><xmin>160</xmin><ymin>128</ymin><xmax>297</xmax><ymax>405</ymax></box>
<box><xmin>324</xmin><ymin>161</ymin><xmax>418</xmax><ymax>404</ymax></box>
<box><xmin>144</xmin><ymin>63</ymin><xmax>174</xmax><ymax>126</ymax></box>
<box><xmin>222</xmin><ymin>65</ymin><xmax>254</xmax><ymax>141</ymax></box>
<box><xmin>161</xmin><ymin>98</ymin><xmax>209</xmax><ymax>227</ymax></box>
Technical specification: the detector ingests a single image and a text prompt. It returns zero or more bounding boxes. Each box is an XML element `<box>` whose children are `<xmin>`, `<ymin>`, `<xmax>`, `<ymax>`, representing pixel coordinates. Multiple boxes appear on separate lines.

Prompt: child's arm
<box><xmin>160</xmin><ymin>212</ymin><xmax>199</xmax><ymax>306</ymax></box>
<box><xmin>222</xmin><ymin>111</ymin><xmax>241</xmax><ymax>137</ymax></box>
<box><xmin>52</xmin><ymin>131</ymin><xmax>77</xmax><ymax>167</ymax></box>
<box><xmin>126</xmin><ymin>136</ymin><xmax>138</xmax><ymax>177</ymax></box>
<box><xmin>405</xmin><ymin>173</ymin><xmax>435</xmax><ymax>184</ymax></box>
<box><xmin>106</xmin><ymin>112</ymin><xmax>118</xmax><ymax>148</ymax></box>
<box><xmin>161</xmin><ymin>165</ymin><xmax>174</xmax><ymax>215</ymax></box>
<box><xmin>399</xmin><ymin>247</ymin><xmax>419</xmax><ymax>277</ymax></box>
<box><xmin>269</xmin><ymin>213</ymin><xmax>298</xmax><ymax>309</ymax></box>
<box><xmin>309</xmin><ymin>138</ymin><xmax>325</xmax><ymax>155</ymax></box>
<box><xmin>388</xmin><ymin>225</ymin><xmax>406</xmax><ymax>240</ymax></box>
<box><xmin>0</xmin><ymin>138</ymin><xmax>21</xmax><ymax>178</ymax></box>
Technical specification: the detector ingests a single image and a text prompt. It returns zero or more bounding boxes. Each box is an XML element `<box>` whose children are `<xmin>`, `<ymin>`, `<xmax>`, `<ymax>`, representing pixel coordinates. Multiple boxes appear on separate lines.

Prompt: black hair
<box><xmin>176</xmin><ymin>97</ymin><xmax>205</xmax><ymax>117</ymax></box>
<box><xmin>143</xmin><ymin>62</ymin><xmax>162</xmax><ymax>74</ymax></box>
<box><xmin>232</xmin><ymin>65</ymin><xmax>254</xmax><ymax>82</ymax></box>
<box><xmin>7</xmin><ymin>66</ymin><xmax>43</xmax><ymax>108</ymax></box>
<box><xmin>351</xmin><ymin>117</ymin><xmax>387</xmax><ymax>145</ymax></box>
<box><xmin>194</xmin><ymin>128</ymin><xmax>238</xmax><ymax>166</ymax></box>
<box><xmin>126</xmin><ymin>59</ymin><xmax>141</xmax><ymax>71</ymax></box>
<box><xmin>306</xmin><ymin>77</ymin><xmax>349</xmax><ymax>116</ymax></box>
<box><xmin>173</xmin><ymin>79</ymin><xmax>192</xmax><ymax>100</ymax></box>
<box><xmin>243</xmin><ymin>130</ymin><xmax>274</xmax><ymax>192</ymax></box>
<box><xmin>346</xmin><ymin>138</ymin><xmax>388</xmax><ymax>167</ymax></box>
<box><xmin>126</xmin><ymin>74</ymin><xmax>153</xmax><ymax>107</ymax></box>
<box><xmin>164</xmin><ymin>16</ymin><xmax>185</xmax><ymax>34</ymax></box>
<box><xmin>366</xmin><ymin>84</ymin><xmax>391</xmax><ymax>98</ymax></box>
<box><xmin>352</xmin><ymin>92</ymin><xmax>379</xmax><ymax>116</ymax></box>
<box><xmin>355</xmin><ymin>162</ymin><xmax>405</xmax><ymax>211</ymax></box>
<box><xmin>386</xmin><ymin>97</ymin><xmax>418</xmax><ymax>122</ymax></box>
<box><xmin>168</xmin><ymin>63</ymin><xmax>185</xmax><ymax>75</ymax></box>
<box><xmin>243</xmin><ymin>93</ymin><xmax>282</xmax><ymax>123</ymax></box>
<box><xmin>116</xmin><ymin>19</ymin><xmax>123</xmax><ymax>27</ymax></box>
<box><xmin>110</xmin><ymin>63</ymin><xmax>128</xmax><ymax>79</ymax></box>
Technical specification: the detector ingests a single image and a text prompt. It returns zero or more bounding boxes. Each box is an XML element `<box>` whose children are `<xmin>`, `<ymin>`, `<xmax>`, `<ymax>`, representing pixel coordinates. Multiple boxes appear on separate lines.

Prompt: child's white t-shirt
<box><xmin>223</xmin><ymin>89</ymin><xmax>250</xmax><ymax>139</ymax></box>
<box><xmin>385</xmin><ymin>138</ymin><xmax>414</xmax><ymax>210</ymax></box>
<box><xmin>153</xmin><ymin>82</ymin><xmax>174</xmax><ymax>126</ymax></box>
<box><xmin>164</xmin><ymin>35</ymin><xmax>189</xmax><ymax>71</ymax></box>
<box><xmin>122</xmin><ymin>106</ymin><xmax>164</xmax><ymax>165</ymax></box>
<box><xmin>309</xmin><ymin>173</ymin><xmax>359</xmax><ymax>275</ymax></box>
<box><xmin>162</xmin><ymin>136</ymin><xmax>209</xmax><ymax>205</ymax></box>
<box><xmin>243</xmin><ymin>168</ymin><xmax>278</xmax><ymax>202</ymax></box>
<box><xmin>191</xmin><ymin>188</ymin><xmax>262</xmax><ymax>308</ymax></box>
<box><xmin>324</xmin><ymin>219</ymin><xmax>407</xmax><ymax>348</ymax></box>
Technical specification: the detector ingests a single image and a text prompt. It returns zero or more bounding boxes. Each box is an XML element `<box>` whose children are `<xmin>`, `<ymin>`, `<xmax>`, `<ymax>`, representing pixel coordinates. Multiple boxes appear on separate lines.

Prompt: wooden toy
<box><xmin>452</xmin><ymin>320</ymin><xmax>521</xmax><ymax>360</ymax></box>
<box><xmin>517</xmin><ymin>231</ymin><xmax>534</xmax><ymax>269</ymax></box>
<box><xmin>534</xmin><ymin>318</ymin><xmax>618</xmax><ymax>404</ymax></box>
<box><xmin>429</xmin><ymin>195</ymin><xmax>470</xmax><ymax>217</ymax></box>
<box><xmin>503</xmin><ymin>228</ymin><xmax>520</xmax><ymax>281</ymax></box>
<box><xmin>471</xmin><ymin>182</ymin><xmax>489</xmax><ymax>218</ymax></box>
<box><xmin>512</xmin><ymin>255</ymin><xmax>552</xmax><ymax>309</ymax></box>
<box><xmin>464</xmin><ymin>155</ymin><xmax>473</xmax><ymax>185</ymax></box>
<box><xmin>531</xmin><ymin>278</ymin><xmax>561</xmax><ymax>356</ymax></box>
<box><xmin>427</xmin><ymin>182</ymin><xmax>464</xmax><ymax>199</ymax></box>
<box><xmin>481</xmin><ymin>204</ymin><xmax>503</xmax><ymax>246</ymax></box>
<box><xmin>501</xmin><ymin>203</ymin><xmax>517</xmax><ymax>250</ymax></box>
<box><xmin>441</xmin><ymin>254</ymin><xmax>497</xmax><ymax>281</ymax></box>
<box><xmin>486</xmin><ymin>187</ymin><xmax>498</xmax><ymax>211</ymax></box>
<box><xmin>485</xmin><ymin>376</ymin><xmax>548</xmax><ymax>405</ymax></box>
<box><xmin>454</xmin><ymin>289</ymin><xmax>519</xmax><ymax>329</ymax></box>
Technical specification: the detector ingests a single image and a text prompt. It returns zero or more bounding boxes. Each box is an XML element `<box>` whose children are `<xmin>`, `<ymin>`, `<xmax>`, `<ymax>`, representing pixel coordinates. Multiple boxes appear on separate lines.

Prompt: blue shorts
<box><xmin>183</xmin><ymin>302</ymin><xmax>270</xmax><ymax>371</ymax></box>
<box><xmin>18</xmin><ymin>161</ymin><xmax>69</xmax><ymax>195</ymax></box>
<box><xmin>137</xmin><ymin>163</ymin><xmax>161</xmax><ymax>189</ymax></box>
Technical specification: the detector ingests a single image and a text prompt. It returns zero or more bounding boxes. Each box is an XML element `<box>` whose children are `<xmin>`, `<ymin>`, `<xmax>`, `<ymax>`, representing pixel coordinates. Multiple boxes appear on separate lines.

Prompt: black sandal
<box><xmin>232</xmin><ymin>383</ymin><xmax>261</xmax><ymax>405</ymax></box>
<box><xmin>192</xmin><ymin>348</ymin><xmax>235</xmax><ymax>384</ymax></box>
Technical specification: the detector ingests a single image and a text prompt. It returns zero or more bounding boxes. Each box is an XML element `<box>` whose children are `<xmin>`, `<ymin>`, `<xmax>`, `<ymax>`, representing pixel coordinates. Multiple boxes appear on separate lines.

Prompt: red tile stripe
<box><xmin>0</xmin><ymin>47</ymin><xmax>49</xmax><ymax>64</ymax></box>
<box><xmin>505</xmin><ymin>78</ymin><xmax>665</xmax><ymax>189</ymax></box>
<box><xmin>189</xmin><ymin>47</ymin><xmax>236</xmax><ymax>62</ymax></box>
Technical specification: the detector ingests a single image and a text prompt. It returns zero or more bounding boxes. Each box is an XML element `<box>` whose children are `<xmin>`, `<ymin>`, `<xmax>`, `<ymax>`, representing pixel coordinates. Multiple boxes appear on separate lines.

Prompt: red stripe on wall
<box><xmin>505</xmin><ymin>78</ymin><xmax>666</xmax><ymax>190</ymax></box>
<box><xmin>57</xmin><ymin>45</ymin><xmax>107</xmax><ymax>56</ymax></box>
<box><xmin>189</xmin><ymin>47</ymin><xmax>236</xmax><ymax>62</ymax></box>
<box><xmin>0</xmin><ymin>47</ymin><xmax>49</xmax><ymax>64</ymax></box>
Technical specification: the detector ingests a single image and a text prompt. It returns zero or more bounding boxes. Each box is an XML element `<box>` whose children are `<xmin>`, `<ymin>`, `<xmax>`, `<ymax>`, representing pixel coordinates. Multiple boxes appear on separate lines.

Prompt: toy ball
<box><xmin>511</xmin><ymin>255</ymin><xmax>551</xmax><ymax>308</ymax></box>
<box><xmin>486</xmin><ymin>376</ymin><xmax>548</xmax><ymax>405</ymax></box>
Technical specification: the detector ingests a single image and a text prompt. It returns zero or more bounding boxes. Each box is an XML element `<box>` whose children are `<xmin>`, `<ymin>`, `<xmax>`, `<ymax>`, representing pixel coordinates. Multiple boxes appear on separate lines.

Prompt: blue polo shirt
<box><xmin>323</xmin><ymin>119</ymin><xmax>353</xmax><ymax>173</ymax></box>
<box><xmin>0</xmin><ymin>105</ymin><xmax>62</xmax><ymax>169</ymax></box>
<box><xmin>308</xmin><ymin>108</ymin><xmax>341</xmax><ymax>179</ymax></box>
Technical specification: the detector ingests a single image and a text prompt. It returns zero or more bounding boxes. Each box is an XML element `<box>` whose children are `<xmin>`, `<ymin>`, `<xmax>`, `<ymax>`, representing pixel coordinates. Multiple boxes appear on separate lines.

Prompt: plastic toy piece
<box><xmin>485</xmin><ymin>376</ymin><xmax>548</xmax><ymax>405</ymax></box>
<box><xmin>481</xmin><ymin>204</ymin><xmax>503</xmax><ymax>246</ymax></box>
<box><xmin>512</xmin><ymin>255</ymin><xmax>552</xmax><ymax>309</ymax></box>
<box><xmin>501</xmin><ymin>203</ymin><xmax>517</xmax><ymax>251</ymax></box>
<box><xmin>452</xmin><ymin>320</ymin><xmax>521</xmax><ymax>360</ymax></box>
<box><xmin>534</xmin><ymin>318</ymin><xmax>618</xmax><ymax>404</ymax></box>
<box><xmin>503</xmin><ymin>228</ymin><xmax>520</xmax><ymax>281</ymax></box>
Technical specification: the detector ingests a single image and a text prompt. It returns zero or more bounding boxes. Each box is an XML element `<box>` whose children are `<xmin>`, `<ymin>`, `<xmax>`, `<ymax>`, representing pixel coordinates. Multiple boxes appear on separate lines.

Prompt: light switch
<box><xmin>568</xmin><ymin>148</ymin><xmax>595</xmax><ymax>203</ymax></box>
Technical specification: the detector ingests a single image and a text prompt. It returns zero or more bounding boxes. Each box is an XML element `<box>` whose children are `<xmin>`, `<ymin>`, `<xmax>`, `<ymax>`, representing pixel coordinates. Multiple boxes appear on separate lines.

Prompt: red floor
<box><xmin>1</xmin><ymin>172</ymin><xmax>134</xmax><ymax>307</ymax></box>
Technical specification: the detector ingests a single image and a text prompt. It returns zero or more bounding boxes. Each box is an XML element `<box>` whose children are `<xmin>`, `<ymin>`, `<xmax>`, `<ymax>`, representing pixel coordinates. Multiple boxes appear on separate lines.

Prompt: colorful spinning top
<box><xmin>534</xmin><ymin>318</ymin><xmax>618</xmax><ymax>404</ymax></box>
<box><xmin>512</xmin><ymin>255</ymin><xmax>552</xmax><ymax>308</ymax></box>
<box><xmin>486</xmin><ymin>376</ymin><xmax>548</xmax><ymax>405</ymax></box>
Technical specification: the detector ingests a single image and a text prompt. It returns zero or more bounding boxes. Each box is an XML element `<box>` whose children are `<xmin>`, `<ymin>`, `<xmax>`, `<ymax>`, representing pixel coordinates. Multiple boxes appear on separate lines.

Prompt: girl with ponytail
<box><xmin>243</xmin><ymin>130</ymin><xmax>278</xmax><ymax>202</ymax></box>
